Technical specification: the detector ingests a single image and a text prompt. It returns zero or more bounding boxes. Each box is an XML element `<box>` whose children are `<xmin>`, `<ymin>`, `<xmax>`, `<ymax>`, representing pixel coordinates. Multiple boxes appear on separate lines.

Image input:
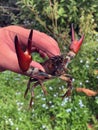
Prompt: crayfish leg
<box><xmin>38</xmin><ymin>80</ymin><xmax>48</xmax><ymax>95</ymax></box>
<box><xmin>29</xmin><ymin>91</ymin><xmax>35</xmax><ymax>108</ymax></box>
<box><xmin>60</xmin><ymin>75</ymin><xmax>73</xmax><ymax>98</ymax></box>
<box><xmin>24</xmin><ymin>77</ymin><xmax>32</xmax><ymax>98</ymax></box>
<box><xmin>29</xmin><ymin>81</ymin><xmax>40</xmax><ymax>107</ymax></box>
<box><xmin>24</xmin><ymin>77</ymin><xmax>37</xmax><ymax>98</ymax></box>
<box><xmin>60</xmin><ymin>74</ymin><xmax>72</xmax><ymax>81</ymax></box>
<box><xmin>62</xmin><ymin>88</ymin><xmax>72</xmax><ymax>98</ymax></box>
<box><xmin>25</xmin><ymin>78</ymin><xmax>48</xmax><ymax>107</ymax></box>
<box><xmin>42</xmin><ymin>86</ymin><xmax>48</xmax><ymax>95</ymax></box>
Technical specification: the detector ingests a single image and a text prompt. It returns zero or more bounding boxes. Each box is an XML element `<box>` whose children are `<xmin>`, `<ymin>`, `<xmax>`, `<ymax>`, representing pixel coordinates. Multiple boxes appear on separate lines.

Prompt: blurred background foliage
<box><xmin>0</xmin><ymin>0</ymin><xmax>98</xmax><ymax>46</ymax></box>
<box><xmin>0</xmin><ymin>0</ymin><xmax>98</xmax><ymax>130</ymax></box>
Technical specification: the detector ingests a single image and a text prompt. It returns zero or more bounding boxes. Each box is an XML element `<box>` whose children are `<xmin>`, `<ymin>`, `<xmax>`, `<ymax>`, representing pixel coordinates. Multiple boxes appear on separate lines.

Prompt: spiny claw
<box><xmin>14</xmin><ymin>30</ymin><xmax>33</xmax><ymax>71</ymax></box>
<box><xmin>70</xmin><ymin>24</ymin><xmax>84</xmax><ymax>54</ymax></box>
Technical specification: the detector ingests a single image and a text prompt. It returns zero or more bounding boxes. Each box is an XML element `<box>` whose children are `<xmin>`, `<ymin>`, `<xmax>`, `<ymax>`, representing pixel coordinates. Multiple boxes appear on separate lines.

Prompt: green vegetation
<box><xmin>0</xmin><ymin>0</ymin><xmax>98</xmax><ymax>130</ymax></box>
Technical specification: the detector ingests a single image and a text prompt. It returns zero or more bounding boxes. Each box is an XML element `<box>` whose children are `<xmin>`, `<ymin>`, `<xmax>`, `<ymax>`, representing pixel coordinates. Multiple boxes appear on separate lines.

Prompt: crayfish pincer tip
<box><xmin>71</xmin><ymin>24</ymin><xmax>75</xmax><ymax>41</ymax></box>
<box><xmin>14</xmin><ymin>35</ymin><xmax>18</xmax><ymax>44</ymax></box>
<box><xmin>70</xmin><ymin>32</ymin><xmax>84</xmax><ymax>54</ymax></box>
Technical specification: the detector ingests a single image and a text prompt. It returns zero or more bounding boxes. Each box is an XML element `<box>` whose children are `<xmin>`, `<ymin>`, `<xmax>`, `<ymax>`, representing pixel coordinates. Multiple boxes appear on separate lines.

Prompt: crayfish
<box><xmin>14</xmin><ymin>25</ymin><xmax>84</xmax><ymax>107</ymax></box>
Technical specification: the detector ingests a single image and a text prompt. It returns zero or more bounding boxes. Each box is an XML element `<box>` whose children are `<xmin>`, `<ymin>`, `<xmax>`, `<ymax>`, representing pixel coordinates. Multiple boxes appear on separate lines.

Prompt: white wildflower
<box><xmin>79</xmin><ymin>99</ymin><xmax>84</xmax><ymax>108</ymax></box>
<box><xmin>80</xmin><ymin>60</ymin><xmax>83</xmax><ymax>63</ymax></box>
<box><xmin>66</xmin><ymin>108</ymin><xmax>71</xmax><ymax>113</ymax></box>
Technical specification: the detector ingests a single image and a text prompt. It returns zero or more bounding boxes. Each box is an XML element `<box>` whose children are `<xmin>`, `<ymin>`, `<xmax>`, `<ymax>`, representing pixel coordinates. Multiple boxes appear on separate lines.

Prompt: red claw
<box><xmin>14</xmin><ymin>30</ymin><xmax>33</xmax><ymax>72</ymax></box>
<box><xmin>70</xmin><ymin>24</ymin><xmax>84</xmax><ymax>54</ymax></box>
<box><xmin>27</xmin><ymin>29</ymin><xmax>33</xmax><ymax>55</ymax></box>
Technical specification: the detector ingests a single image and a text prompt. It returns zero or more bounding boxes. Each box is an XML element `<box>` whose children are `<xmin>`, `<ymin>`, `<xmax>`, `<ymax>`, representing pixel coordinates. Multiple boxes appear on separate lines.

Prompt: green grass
<box><xmin>0</xmin><ymin>71</ymin><xmax>94</xmax><ymax>130</ymax></box>
<box><xmin>0</xmin><ymin>41</ymin><xmax>98</xmax><ymax>130</ymax></box>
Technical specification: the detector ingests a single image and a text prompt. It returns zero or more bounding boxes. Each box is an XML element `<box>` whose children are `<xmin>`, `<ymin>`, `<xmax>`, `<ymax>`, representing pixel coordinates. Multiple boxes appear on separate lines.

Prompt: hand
<box><xmin>0</xmin><ymin>25</ymin><xmax>60</xmax><ymax>75</ymax></box>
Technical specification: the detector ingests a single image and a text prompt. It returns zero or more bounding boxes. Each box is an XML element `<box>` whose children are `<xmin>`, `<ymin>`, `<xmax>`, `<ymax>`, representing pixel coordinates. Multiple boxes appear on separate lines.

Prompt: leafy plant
<box><xmin>0</xmin><ymin>40</ymin><xmax>98</xmax><ymax>130</ymax></box>
<box><xmin>0</xmin><ymin>0</ymin><xmax>98</xmax><ymax>130</ymax></box>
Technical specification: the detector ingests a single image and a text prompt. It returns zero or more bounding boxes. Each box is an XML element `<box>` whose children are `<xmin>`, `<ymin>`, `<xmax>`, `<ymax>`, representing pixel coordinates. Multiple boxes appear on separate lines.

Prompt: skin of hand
<box><xmin>0</xmin><ymin>25</ymin><xmax>61</xmax><ymax>75</ymax></box>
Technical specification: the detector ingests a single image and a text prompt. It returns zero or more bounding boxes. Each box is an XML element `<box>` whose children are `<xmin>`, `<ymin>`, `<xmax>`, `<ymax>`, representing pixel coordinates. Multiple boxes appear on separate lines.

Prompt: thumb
<box><xmin>30</xmin><ymin>61</ymin><xmax>45</xmax><ymax>72</ymax></box>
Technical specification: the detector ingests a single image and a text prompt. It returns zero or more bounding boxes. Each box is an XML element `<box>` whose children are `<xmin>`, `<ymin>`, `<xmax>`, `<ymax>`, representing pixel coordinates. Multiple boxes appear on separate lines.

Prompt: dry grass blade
<box><xmin>76</xmin><ymin>88</ymin><xmax>98</xmax><ymax>96</ymax></box>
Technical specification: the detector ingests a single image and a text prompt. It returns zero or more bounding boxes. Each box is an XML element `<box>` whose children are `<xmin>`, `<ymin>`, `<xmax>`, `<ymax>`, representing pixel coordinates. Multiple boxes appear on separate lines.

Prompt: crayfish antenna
<box><xmin>14</xmin><ymin>30</ymin><xmax>33</xmax><ymax>72</ymax></box>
